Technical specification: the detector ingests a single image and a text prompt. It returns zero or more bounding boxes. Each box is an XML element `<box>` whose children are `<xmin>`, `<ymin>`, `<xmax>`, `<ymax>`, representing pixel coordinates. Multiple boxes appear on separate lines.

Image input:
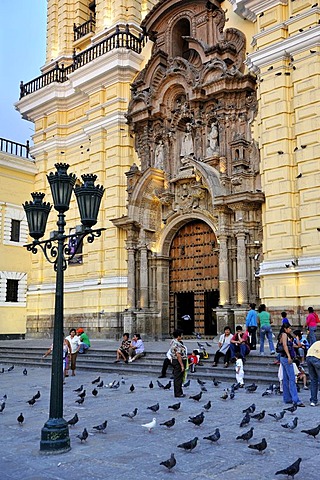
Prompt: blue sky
<box><xmin>0</xmin><ymin>1</ymin><xmax>47</xmax><ymax>145</ymax></box>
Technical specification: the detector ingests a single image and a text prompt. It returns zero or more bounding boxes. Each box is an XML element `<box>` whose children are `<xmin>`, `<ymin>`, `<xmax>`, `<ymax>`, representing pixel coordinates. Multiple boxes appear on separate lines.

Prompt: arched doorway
<box><xmin>169</xmin><ymin>220</ymin><xmax>219</xmax><ymax>335</ymax></box>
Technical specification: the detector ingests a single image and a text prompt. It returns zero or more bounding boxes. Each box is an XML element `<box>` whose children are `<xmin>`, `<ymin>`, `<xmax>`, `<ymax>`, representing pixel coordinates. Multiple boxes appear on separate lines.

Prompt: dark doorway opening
<box><xmin>204</xmin><ymin>290</ymin><xmax>219</xmax><ymax>335</ymax></box>
<box><xmin>176</xmin><ymin>292</ymin><xmax>194</xmax><ymax>335</ymax></box>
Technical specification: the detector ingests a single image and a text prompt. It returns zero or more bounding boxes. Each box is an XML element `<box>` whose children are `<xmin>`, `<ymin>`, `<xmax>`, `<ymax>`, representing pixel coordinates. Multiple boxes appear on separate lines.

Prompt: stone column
<box><xmin>218</xmin><ymin>235</ymin><xmax>229</xmax><ymax>305</ymax></box>
<box><xmin>139</xmin><ymin>244</ymin><xmax>149</xmax><ymax>309</ymax></box>
<box><xmin>236</xmin><ymin>232</ymin><xmax>248</xmax><ymax>305</ymax></box>
<box><xmin>126</xmin><ymin>247</ymin><xmax>136</xmax><ymax>309</ymax></box>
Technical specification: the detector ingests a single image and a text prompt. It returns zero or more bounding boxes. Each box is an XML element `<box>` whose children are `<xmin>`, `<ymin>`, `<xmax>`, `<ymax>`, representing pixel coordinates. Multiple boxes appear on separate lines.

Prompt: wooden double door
<box><xmin>169</xmin><ymin>220</ymin><xmax>219</xmax><ymax>335</ymax></box>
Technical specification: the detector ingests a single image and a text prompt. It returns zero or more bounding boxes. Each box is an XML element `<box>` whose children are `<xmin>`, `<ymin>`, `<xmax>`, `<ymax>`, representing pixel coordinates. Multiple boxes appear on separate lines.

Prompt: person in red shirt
<box><xmin>305</xmin><ymin>307</ymin><xmax>320</xmax><ymax>345</ymax></box>
<box><xmin>229</xmin><ymin>325</ymin><xmax>250</xmax><ymax>362</ymax></box>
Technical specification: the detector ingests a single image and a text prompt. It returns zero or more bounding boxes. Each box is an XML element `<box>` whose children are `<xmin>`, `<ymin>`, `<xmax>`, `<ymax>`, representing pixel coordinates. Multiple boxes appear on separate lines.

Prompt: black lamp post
<box><xmin>23</xmin><ymin>163</ymin><xmax>105</xmax><ymax>454</ymax></box>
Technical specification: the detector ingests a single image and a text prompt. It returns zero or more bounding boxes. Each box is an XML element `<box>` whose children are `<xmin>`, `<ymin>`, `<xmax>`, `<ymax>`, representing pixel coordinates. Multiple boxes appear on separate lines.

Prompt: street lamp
<box><xmin>23</xmin><ymin>163</ymin><xmax>105</xmax><ymax>454</ymax></box>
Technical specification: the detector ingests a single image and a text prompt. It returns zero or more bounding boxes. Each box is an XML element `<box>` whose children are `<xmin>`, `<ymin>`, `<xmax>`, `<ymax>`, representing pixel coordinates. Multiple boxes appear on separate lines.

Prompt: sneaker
<box><xmin>158</xmin><ymin>375</ymin><xmax>166</xmax><ymax>378</ymax></box>
<box><xmin>113</xmin><ymin>360</ymin><xmax>120</xmax><ymax>363</ymax></box>
<box><xmin>296</xmin><ymin>403</ymin><xmax>305</xmax><ymax>407</ymax></box>
<box><xmin>224</xmin><ymin>362</ymin><xmax>229</xmax><ymax>368</ymax></box>
<box><xmin>260</xmin><ymin>352</ymin><xmax>265</xmax><ymax>356</ymax></box>
<box><xmin>212</xmin><ymin>363</ymin><xmax>218</xmax><ymax>367</ymax></box>
<box><xmin>303</xmin><ymin>386</ymin><xmax>309</xmax><ymax>390</ymax></box>
<box><xmin>128</xmin><ymin>358</ymin><xmax>133</xmax><ymax>363</ymax></box>
<box><xmin>270</xmin><ymin>351</ymin><xmax>276</xmax><ymax>355</ymax></box>
<box><xmin>310</xmin><ymin>402</ymin><xmax>317</xmax><ymax>407</ymax></box>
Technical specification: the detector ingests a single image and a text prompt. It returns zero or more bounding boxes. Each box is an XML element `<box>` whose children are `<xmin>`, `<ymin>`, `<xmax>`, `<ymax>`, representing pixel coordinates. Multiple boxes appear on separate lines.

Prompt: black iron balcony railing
<box><xmin>20</xmin><ymin>25</ymin><xmax>147</xmax><ymax>99</ymax></box>
<box><xmin>74</xmin><ymin>14</ymin><xmax>96</xmax><ymax>41</ymax></box>
<box><xmin>0</xmin><ymin>138</ymin><xmax>30</xmax><ymax>158</ymax></box>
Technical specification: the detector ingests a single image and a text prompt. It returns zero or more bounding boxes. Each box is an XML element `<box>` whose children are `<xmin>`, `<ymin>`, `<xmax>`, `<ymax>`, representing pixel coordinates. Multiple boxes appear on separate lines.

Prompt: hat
<box><xmin>77</xmin><ymin>328</ymin><xmax>84</xmax><ymax>334</ymax></box>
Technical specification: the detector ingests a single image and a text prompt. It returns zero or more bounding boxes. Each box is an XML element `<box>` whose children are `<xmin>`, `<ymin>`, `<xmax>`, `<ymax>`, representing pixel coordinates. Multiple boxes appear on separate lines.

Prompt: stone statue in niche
<box><xmin>206</xmin><ymin>122</ymin><xmax>219</xmax><ymax>157</ymax></box>
<box><xmin>180</xmin><ymin>123</ymin><xmax>194</xmax><ymax>161</ymax></box>
<box><xmin>154</xmin><ymin>140</ymin><xmax>165</xmax><ymax>169</ymax></box>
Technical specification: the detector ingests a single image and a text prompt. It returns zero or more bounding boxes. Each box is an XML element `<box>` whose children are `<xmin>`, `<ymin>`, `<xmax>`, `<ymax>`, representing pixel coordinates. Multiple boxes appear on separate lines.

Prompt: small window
<box><xmin>10</xmin><ymin>219</ymin><xmax>21</xmax><ymax>242</ymax></box>
<box><xmin>6</xmin><ymin>279</ymin><xmax>19</xmax><ymax>302</ymax></box>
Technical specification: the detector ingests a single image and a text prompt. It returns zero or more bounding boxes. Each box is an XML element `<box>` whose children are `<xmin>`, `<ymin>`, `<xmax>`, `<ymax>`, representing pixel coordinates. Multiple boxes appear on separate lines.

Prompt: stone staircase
<box><xmin>0</xmin><ymin>343</ymin><xmax>282</xmax><ymax>385</ymax></box>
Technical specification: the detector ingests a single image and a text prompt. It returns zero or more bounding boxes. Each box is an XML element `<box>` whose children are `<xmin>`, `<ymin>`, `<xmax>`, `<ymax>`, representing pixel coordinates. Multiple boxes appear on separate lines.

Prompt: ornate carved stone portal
<box><xmin>113</xmin><ymin>0</ymin><xmax>264</xmax><ymax>338</ymax></box>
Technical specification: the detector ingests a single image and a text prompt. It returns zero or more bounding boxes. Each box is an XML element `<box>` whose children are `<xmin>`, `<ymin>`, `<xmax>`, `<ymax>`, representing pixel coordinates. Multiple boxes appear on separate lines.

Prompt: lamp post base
<box><xmin>40</xmin><ymin>418</ymin><xmax>71</xmax><ymax>454</ymax></box>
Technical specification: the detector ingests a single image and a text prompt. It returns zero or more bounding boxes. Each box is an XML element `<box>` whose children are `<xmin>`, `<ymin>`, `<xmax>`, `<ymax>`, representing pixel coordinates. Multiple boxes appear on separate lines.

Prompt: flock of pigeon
<box><xmin>1</xmin><ymin>363</ymin><xmax>319</xmax><ymax>478</ymax></box>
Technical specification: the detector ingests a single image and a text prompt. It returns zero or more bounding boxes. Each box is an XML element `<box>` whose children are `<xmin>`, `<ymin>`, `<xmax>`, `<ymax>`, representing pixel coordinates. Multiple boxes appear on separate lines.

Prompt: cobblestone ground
<box><xmin>0</xmin><ymin>365</ymin><xmax>319</xmax><ymax>480</ymax></box>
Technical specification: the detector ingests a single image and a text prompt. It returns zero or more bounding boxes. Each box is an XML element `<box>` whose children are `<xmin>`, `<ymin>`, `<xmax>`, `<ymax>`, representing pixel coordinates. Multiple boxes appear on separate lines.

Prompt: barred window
<box><xmin>6</xmin><ymin>279</ymin><xmax>19</xmax><ymax>302</ymax></box>
<box><xmin>10</xmin><ymin>219</ymin><xmax>21</xmax><ymax>242</ymax></box>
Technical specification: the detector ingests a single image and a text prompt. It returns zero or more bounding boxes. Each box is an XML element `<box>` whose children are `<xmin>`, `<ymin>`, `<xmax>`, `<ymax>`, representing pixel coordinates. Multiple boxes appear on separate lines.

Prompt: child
<box><xmin>293</xmin><ymin>358</ymin><xmax>308</xmax><ymax>390</ymax></box>
<box><xmin>235</xmin><ymin>352</ymin><xmax>244</xmax><ymax>387</ymax></box>
<box><xmin>188</xmin><ymin>349</ymin><xmax>200</xmax><ymax>373</ymax></box>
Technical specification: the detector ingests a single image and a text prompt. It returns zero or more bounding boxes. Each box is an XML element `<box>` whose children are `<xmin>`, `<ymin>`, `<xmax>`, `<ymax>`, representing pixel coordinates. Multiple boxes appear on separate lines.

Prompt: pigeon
<box><xmin>281</xmin><ymin>417</ymin><xmax>298</xmax><ymax>430</ymax></box>
<box><xmin>183</xmin><ymin>379</ymin><xmax>190</xmax><ymax>388</ymax></box>
<box><xmin>75</xmin><ymin>397</ymin><xmax>85</xmax><ymax>405</ymax></box>
<box><xmin>251</xmin><ymin>410</ymin><xmax>265</xmax><ymax>421</ymax></box>
<box><xmin>203</xmin><ymin>400</ymin><xmax>212</xmax><ymax>411</ymax></box>
<box><xmin>92</xmin><ymin>388</ymin><xmax>98</xmax><ymax>397</ymax></box>
<box><xmin>192</xmin><ymin>331</ymin><xmax>202</xmax><ymax>339</ymax></box>
<box><xmin>160</xmin><ymin>453</ymin><xmax>176</xmax><ymax>471</ymax></box>
<box><xmin>205</xmin><ymin>342</ymin><xmax>212</xmax><ymax>347</ymax></box>
<box><xmin>275</xmin><ymin>458</ymin><xmax>302</xmax><ymax>479</ymax></box>
<box><xmin>203</xmin><ymin>428</ymin><xmax>220</xmax><ymax>443</ymax></box>
<box><xmin>77</xmin><ymin>428</ymin><xmax>88</xmax><ymax>442</ymax></box>
<box><xmin>197</xmin><ymin>379</ymin><xmax>206</xmax><ymax>386</ymax></box>
<box><xmin>232</xmin><ymin>382</ymin><xmax>241</xmax><ymax>391</ymax></box>
<box><xmin>213</xmin><ymin>378</ymin><xmax>221</xmax><ymax>387</ymax></box>
<box><xmin>240</xmin><ymin>412</ymin><xmax>251</xmax><ymax>428</ymax></box>
<box><xmin>1</xmin><ymin>394</ymin><xmax>7</xmax><ymax>402</ymax></box>
<box><xmin>168</xmin><ymin>402</ymin><xmax>181</xmax><ymax>411</ymax></box>
<box><xmin>177</xmin><ymin>436</ymin><xmax>198</xmax><ymax>451</ymax></box>
<box><xmin>120</xmin><ymin>377</ymin><xmax>125</xmax><ymax>385</ymax></box>
<box><xmin>245</xmin><ymin>383</ymin><xmax>258</xmax><ymax>393</ymax></box>
<box><xmin>284</xmin><ymin>404</ymin><xmax>297</xmax><ymax>413</ymax></box>
<box><xmin>149</xmin><ymin>381</ymin><xmax>154</xmax><ymax>389</ymax></box>
<box><xmin>93</xmin><ymin>420</ymin><xmax>107</xmax><ymax>433</ymax></box>
<box><xmin>248</xmin><ymin>437</ymin><xmax>267</xmax><ymax>453</ymax></box>
<box><xmin>33</xmin><ymin>391</ymin><xmax>41</xmax><ymax>400</ymax></box>
<box><xmin>236</xmin><ymin>427</ymin><xmax>254</xmax><ymax>441</ymax></box>
<box><xmin>160</xmin><ymin>417</ymin><xmax>176</xmax><ymax>428</ymax></box>
<box><xmin>129</xmin><ymin>384</ymin><xmax>135</xmax><ymax>393</ymax></box>
<box><xmin>0</xmin><ymin>368</ymin><xmax>4</xmax><ymax>374</ymax></box>
<box><xmin>17</xmin><ymin>413</ymin><xmax>24</xmax><ymax>425</ymax></box>
<box><xmin>301</xmin><ymin>424</ymin><xmax>320</xmax><ymax>439</ymax></box>
<box><xmin>189</xmin><ymin>392</ymin><xmax>202</xmax><ymax>402</ymax></box>
<box><xmin>23</xmin><ymin>368</ymin><xmax>27</xmax><ymax>376</ymax></box>
<box><xmin>7</xmin><ymin>365</ymin><xmax>14</xmax><ymax>372</ymax></box>
<box><xmin>262</xmin><ymin>384</ymin><xmax>276</xmax><ymax>396</ymax></box>
<box><xmin>110</xmin><ymin>381</ymin><xmax>120</xmax><ymax>389</ymax></box>
<box><xmin>220</xmin><ymin>389</ymin><xmax>229</xmax><ymax>400</ymax></box>
<box><xmin>157</xmin><ymin>380</ymin><xmax>165</xmax><ymax>389</ymax></box>
<box><xmin>141</xmin><ymin>417</ymin><xmax>156</xmax><ymax>432</ymax></box>
<box><xmin>74</xmin><ymin>385</ymin><xmax>84</xmax><ymax>393</ymax></box>
<box><xmin>243</xmin><ymin>403</ymin><xmax>256</xmax><ymax>414</ymax></box>
<box><xmin>188</xmin><ymin>412</ymin><xmax>204</xmax><ymax>427</ymax></box>
<box><xmin>92</xmin><ymin>376</ymin><xmax>100</xmax><ymax>384</ymax></box>
<box><xmin>97</xmin><ymin>380</ymin><xmax>104</xmax><ymax>388</ymax></box>
<box><xmin>121</xmin><ymin>408</ymin><xmax>138</xmax><ymax>419</ymax></box>
<box><xmin>27</xmin><ymin>397</ymin><xmax>36</xmax><ymax>406</ymax></box>
<box><xmin>147</xmin><ymin>402</ymin><xmax>159</xmax><ymax>413</ymax></box>
<box><xmin>200</xmin><ymin>385</ymin><xmax>207</xmax><ymax>392</ymax></box>
<box><xmin>67</xmin><ymin>413</ymin><xmax>79</xmax><ymax>426</ymax></box>
<box><xmin>229</xmin><ymin>390</ymin><xmax>235</xmax><ymax>400</ymax></box>
<box><xmin>163</xmin><ymin>381</ymin><xmax>172</xmax><ymax>390</ymax></box>
<box><xmin>268</xmin><ymin>411</ymin><xmax>286</xmax><ymax>421</ymax></box>
<box><xmin>78</xmin><ymin>390</ymin><xmax>86</xmax><ymax>399</ymax></box>
<box><xmin>0</xmin><ymin>402</ymin><xmax>5</xmax><ymax>413</ymax></box>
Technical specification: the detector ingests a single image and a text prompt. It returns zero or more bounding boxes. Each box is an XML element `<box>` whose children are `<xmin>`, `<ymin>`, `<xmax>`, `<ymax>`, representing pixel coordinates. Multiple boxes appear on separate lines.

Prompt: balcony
<box><xmin>0</xmin><ymin>138</ymin><xmax>30</xmax><ymax>158</ymax></box>
<box><xmin>73</xmin><ymin>15</ymin><xmax>96</xmax><ymax>41</ymax></box>
<box><xmin>19</xmin><ymin>25</ymin><xmax>147</xmax><ymax>99</ymax></box>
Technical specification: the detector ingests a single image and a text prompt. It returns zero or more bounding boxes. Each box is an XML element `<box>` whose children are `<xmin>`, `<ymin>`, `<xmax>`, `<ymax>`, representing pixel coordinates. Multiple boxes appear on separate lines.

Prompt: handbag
<box><xmin>276</xmin><ymin>341</ymin><xmax>285</xmax><ymax>354</ymax></box>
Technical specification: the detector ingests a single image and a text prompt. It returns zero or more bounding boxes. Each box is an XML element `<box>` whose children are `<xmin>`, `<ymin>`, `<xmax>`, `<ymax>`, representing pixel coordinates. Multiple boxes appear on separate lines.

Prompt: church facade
<box><xmin>15</xmin><ymin>0</ymin><xmax>320</xmax><ymax>338</ymax></box>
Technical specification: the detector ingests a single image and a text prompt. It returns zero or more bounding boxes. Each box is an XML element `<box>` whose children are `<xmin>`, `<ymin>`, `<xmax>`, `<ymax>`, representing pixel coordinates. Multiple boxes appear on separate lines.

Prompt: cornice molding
<box><xmin>0</xmin><ymin>153</ymin><xmax>36</xmax><ymax>175</ymax></box>
<box><xmin>228</xmin><ymin>0</ymin><xmax>287</xmax><ymax>21</ymax></box>
<box><xmin>27</xmin><ymin>276</ymin><xmax>127</xmax><ymax>295</ymax></box>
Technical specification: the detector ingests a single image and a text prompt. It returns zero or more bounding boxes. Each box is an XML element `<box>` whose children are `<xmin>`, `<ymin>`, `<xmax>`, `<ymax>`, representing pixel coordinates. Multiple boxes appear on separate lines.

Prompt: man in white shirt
<box><xmin>128</xmin><ymin>334</ymin><xmax>145</xmax><ymax>362</ymax></box>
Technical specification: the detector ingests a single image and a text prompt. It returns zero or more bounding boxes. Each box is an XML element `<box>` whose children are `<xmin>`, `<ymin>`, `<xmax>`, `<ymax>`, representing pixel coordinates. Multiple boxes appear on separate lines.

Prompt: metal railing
<box><xmin>20</xmin><ymin>25</ymin><xmax>147</xmax><ymax>99</ymax></box>
<box><xmin>0</xmin><ymin>138</ymin><xmax>30</xmax><ymax>158</ymax></box>
<box><xmin>73</xmin><ymin>14</ymin><xmax>96</xmax><ymax>41</ymax></box>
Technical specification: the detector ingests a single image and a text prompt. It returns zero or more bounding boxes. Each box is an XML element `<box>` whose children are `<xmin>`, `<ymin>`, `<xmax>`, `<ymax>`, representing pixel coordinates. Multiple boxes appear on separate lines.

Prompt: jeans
<box><xmin>229</xmin><ymin>342</ymin><xmax>248</xmax><ymax>360</ymax></box>
<box><xmin>247</xmin><ymin>326</ymin><xmax>257</xmax><ymax>349</ymax></box>
<box><xmin>308</xmin><ymin>326</ymin><xmax>317</xmax><ymax>345</ymax></box>
<box><xmin>79</xmin><ymin>343</ymin><xmax>89</xmax><ymax>354</ymax></box>
<box><xmin>280</xmin><ymin>356</ymin><xmax>301</xmax><ymax>404</ymax></box>
<box><xmin>306</xmin><ymin>356</ymin><xmax>320</xmax><ymax>404</ymax></box>
<box><xmin>259</xmin><ymin>325</ymin><xmax>275</xmax><ymax>353</ymax></box>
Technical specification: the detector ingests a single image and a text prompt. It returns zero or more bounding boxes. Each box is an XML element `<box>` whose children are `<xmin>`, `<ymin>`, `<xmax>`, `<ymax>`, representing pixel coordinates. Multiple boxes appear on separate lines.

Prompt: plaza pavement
<box><xmin>0</xmin><ymin>339</ymin><xmax>319</xmax><ymax>480</ymax></box>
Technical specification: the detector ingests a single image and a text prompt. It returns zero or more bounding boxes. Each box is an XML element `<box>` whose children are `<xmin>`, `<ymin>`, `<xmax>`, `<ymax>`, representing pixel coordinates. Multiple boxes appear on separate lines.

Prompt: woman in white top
<box><xmin>212</xmin><ymin>326</ymin><xmax>233</xmax><ymax>368</ymax></box>
<box><xmin>65</xmin><ymin>328</ymin><xmax>80</xmax><ymax>376</ymax></box>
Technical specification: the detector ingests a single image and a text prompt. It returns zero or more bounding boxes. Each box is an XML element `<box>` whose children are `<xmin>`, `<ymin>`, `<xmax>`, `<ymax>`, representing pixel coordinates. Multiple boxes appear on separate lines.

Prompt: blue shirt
<box><xmin>246</xmin><ymin>309</ymin><xmax>258</xmax><ymax>327</ymax></box>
